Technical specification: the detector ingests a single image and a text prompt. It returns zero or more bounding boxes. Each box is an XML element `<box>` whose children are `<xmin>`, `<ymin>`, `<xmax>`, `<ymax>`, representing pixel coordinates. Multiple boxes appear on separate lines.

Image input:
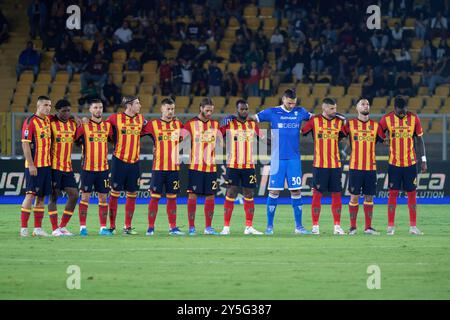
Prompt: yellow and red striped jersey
<box><xmin>301</xmin><ymin>115</ymin><xmax>345</xmax><ymax>168</ymax></box>
<box><xmin>184</xmin><ymin>117</ymin><xmax>220</xmax><ymax>173</ymax></box>
<box><xmin>21</xmin><ymin>114</ymin><xmax>52</xmax><ymax>168</ymax></box>
<box><xmin>147</xmin><ymin>118</ymin><xmax>183</xmax><ymax>171</ymax></box>
<box><xmin>75</xmin><ymin>120</ymin><xmax>113</xmax><ymax>171</ymax></box>
<box><xmin>107</xmin><ymin>113</ymin><xmax>151</xmax><ymax>164</ymax></box>
<box><xmin>220</xmin><ymin>119</ymin><xmax>261</xmax><ymax>169</ymax></box>
<box><xmin>49</xmin><ymin>116</ymin><xmax>77</xmax><ymax>172</ymax></box>
<box><xmin>378</xmin><ymin>111</ymin><xmax>424</xmax><ymax>167</ymax></box>
<box><xmin>342</xmin><ymin>119</ymin><xmax>379</xmax><ymax>171</ymax></box>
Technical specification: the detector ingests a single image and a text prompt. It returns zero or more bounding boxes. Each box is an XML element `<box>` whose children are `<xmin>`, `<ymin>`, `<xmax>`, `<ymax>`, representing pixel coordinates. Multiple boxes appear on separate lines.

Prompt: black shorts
<box><xmin>388</xmin><ymin>164</ymin><xmax>417</xmax><ymax>192</ymax></box>
<box><xmin>110</xmin><ymin>156</ymin><xmax>140</xmax><ymax>192</ymax></box>
<box><xmin>80</xmin><ymin>170</ymin><xmax>110</xmax><ymax>194</ymax></box>
<box><xmin>187</xmin><ymin>170</ymin><xmax>218</xmax><ymax>195</ymax></box>
<box><xmin>25</xmin><ymin>166</ymin><xmax>52</xmax><ymax>197</ymax></box>
<box><xmin>52</xmin><ymin>169</ymin><xmax>78</xmax><ymax>190</ymax></box>
<box><xmin>312</xmin><ymin>167</ymin><xmax>343</xmax><ymax>193</ymax></box>
<box><xmin>226</xmin><ymin>167</ymin><xmax>257</xmax><ymax>188</ymax></box>
<box><xmin>348</xmin><ymin>169</ymin><xmax>377</xmax><ymax>196</ymax></box>
<box><xmin>150</xmin><ymin>170</ymin><xmax>180</xmax><ymax>195</ymax></box>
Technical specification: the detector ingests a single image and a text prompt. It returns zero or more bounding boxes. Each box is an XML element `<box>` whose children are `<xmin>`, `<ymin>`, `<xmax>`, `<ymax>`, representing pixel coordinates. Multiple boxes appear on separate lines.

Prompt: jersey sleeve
<box><xmin>377</xmin><ymin>115</ymin><xmax>388</xmax><ymax>140</ymax></box>
<box><xmin>181</xmin><ymin>120</ymin><xmax>192</xmax><ymax>139</ymax></box>
<box><xmin>255</xmin><ymin>108</ymin><xmax>272</xmax><ymax>123</ymax></box>
<box><xmin>341</xmin><ymin>121</ymin><xmax>350</xmax><ymax>137</ymax></box>
<box><xmin>74</xmin><ymin>125</ymin><xmax>85</xmax><ymax>142</ymax></box>
<box><xmin>300</xmin><ymin>107</ymin><xmax>313</xmax><ymax>121</ymax></box>
<box><xmin>414</xmin><ymin>115</ymin><xmax>424</xmax><ymax>137</ymax></box>
<box><xmin>106</xmin><ymin>114</ymin><xmax>116</xmax><ymax>127</ymax></box>
<box><xmin>219</xmin><ymin>122</ymin><xmax>229</xmax><ymax>137</ymax></box>
<box><xmin>140</xmin><ymin>118</ymin><xmax>153</xmax><ymax>137</ymax></box>
<box><xmin>21</xmin><ymin>118</ymin><xmax>35</xmax><ymax>143</ymax></box>
<box><xmin>301</xmin><ymin>117</ymin><xmax>314</xmax><ymax>136</ymax></box>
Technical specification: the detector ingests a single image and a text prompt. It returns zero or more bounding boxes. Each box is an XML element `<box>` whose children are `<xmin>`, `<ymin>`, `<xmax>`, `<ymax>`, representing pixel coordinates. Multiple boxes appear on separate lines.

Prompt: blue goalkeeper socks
<box><xmin>266</xmin><ymin>194</ymin><xmax>278</xmax><ymax>228</ymax></box>
<box><xmin>291</xmin><ymin>195</ymin><xmax>303</xmax><ymax>229</ymax></box>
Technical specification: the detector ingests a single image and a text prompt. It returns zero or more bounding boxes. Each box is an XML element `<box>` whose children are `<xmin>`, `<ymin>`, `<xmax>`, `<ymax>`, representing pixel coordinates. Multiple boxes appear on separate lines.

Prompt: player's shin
<box><xmin>79</xmin><ymin>200</ymin><xmax>89</xmax><ymax>229</ymax></box>
<box><xmin>166</xmin><ymin>195</ymin><xmax>177</xmax><ymax>229</ymax></box>
<box><xmin>407</xmin><ymin>190</ymin><xmax>417</xmax><ymax>227</ymax></box>
<box><xmin>59</xmin><ymin>210</ymin><xmax>74</xmax><ymax>228</ymax></box>
<box><xmin>98</xmin><ymin>202</ymin><xmax>108</xmax><ymax>229</ymax></box>
<box><xmin>108</xmin><ymin>191</ymin><xmax>120</xmax><ymax>229</ymax></box>
<box><xmin>224</xmin><ymin>196</ymin><xmax>235</xmax><ymax>227</ymax></box>
<box><xmin>21</xmin><ymin>207</ymin><xmax>31</xmax><ymax>228</ymax></box>
<box><xmin>311</xmin><ymin>189</ymin><xmax>322</xmax><ymax>225</ymax></box>
<box><xmin>125</xmin><ymin>192</ymin><xmax>137</xmax><ymax>228</ymax></box>
<box><xmin>363</xmin><ymin>201</ymin><xmax>374</xmax><ymax>229</ymax></box>
<box><xmin>331</xmin><ymin>192</ymin><xmax>342</xmax><ymax>225</ymax></box>
<box><xmin>48</xmin><ymin>210</ymin><xmax>59</xmax><ymax>231</ymax></box>
<box><xmin>148</xmin><ymin>194</ymin><xmax>160</xmax><ymax>228</ymax></box>
<box><xmin>33</xmin><ymin>207</ymin><xmax>44</xmax><ymax>228</ymax></box>
<box><xmin>388</xmin><ymin>189</ymin><xmax>399</xmax><ymax>227</ymax></box>
<box><xmin>204</xmin><ymin>197</ymin><xmax>215</xmax><ymax>228</ymax></box>
<box><xmin>291</xmin><ymin>194</ymin><xmax>303</xmax><ymax>229</ymax></box>
<box><xmin>266</xmin><ymin>193</ymin><xmax>279</xmax><ymax>228</ymax></box>
<box><xmin>349</xmin><ymin>201</ymin><xmax>359</xmax><ymax>229</ymax></box>
<box><xmin>187</xmin><ymin>197</ymin><xmax>196</xmax><ymax>228</ymax></box>
<box><xmin>244</xmin><ymin>197</ymin><xmax>255</xmax><ymax>227</ymax></box>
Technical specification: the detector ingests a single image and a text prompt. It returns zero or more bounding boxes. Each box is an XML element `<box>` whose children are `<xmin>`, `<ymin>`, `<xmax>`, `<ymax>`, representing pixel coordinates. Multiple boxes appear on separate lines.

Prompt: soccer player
<box><xmin>47</xmin><ymin>99</ymin><xmax>79</xmax><ymax>237</ymax></box>
<box><xmin>107</xmin><ymin>96</ymin><xmax>151</xmax><ymax>235</ymax></box>
<box><xmin>301</xmin><ymin>97</ymin><xmax>346</xmax><ymax>235</ymax></box>
<box><xmin>377</xmin><ymin>95</ymin><xmax>427</xmax><ymax>235</ymax></box>
<box><xmin>341</xmin><ymin>98</ymin><xmax>381</xmax><ymax>235</ymax></box>
<box><xmin>20</xmin><ymin>96</ymin><xmax>52</xmax><ymax>237</ymax></box>
<box><xmin>145</xmin><ymin>97</ymin><xmax>185</xmax><ymax>236</ymax></box>
<box><xmin>252</xmin><ymin>89</ymin><xmax>312</xmax><ymax>235</ymax></box>
<box><xmin>219</xmin><ymin>99</ymin><xmax>263</xmax><ymax>235</ymax></box>
<box><xmin>184</xmin><ymin>97</ymin><xmax>221</xmax><ymax>235</ymax></box>
<box><xmin>75</xmin><ymin>99</ymin><xmax>113</xmax><ymax>236</ymax></box>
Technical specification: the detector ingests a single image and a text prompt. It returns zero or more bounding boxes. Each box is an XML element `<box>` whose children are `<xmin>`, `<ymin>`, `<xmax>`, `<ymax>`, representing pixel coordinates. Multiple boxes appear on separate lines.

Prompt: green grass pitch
<box><xmin>0</xmin><ymin>203</ymin><xmax>449</xmax><ymax>300</ymax></box>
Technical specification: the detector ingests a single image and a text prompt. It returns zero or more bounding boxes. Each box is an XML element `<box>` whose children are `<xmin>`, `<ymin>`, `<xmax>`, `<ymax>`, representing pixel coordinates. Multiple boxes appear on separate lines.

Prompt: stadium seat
<box><xmin>417</xmin><ymin>86</ymin><xmax>428</xmax><ymax>95</ymax></box>
<box><xmin>244</xmin><ymin>5</ymin><xmax>258</xmax><ymax>17</ymax></box>
<box><xmin>300</xmin><ymin>97</ymin><xmax>316</xmax><ymax>111</ymax></box>
<box><xmin>372</xmin><ymin>97</ymin><xmax>388</xmax><ymax>111</ymax></box>
<box><xmin>143</xmin><ymin>61</ymin><xmax>158</xmax><ymax>73</ymax></box>
<box><xmin>262</xmin><ymin>18</ymin><xmax>277</xmax><ymax>29</ymax></box>
<box><xmin>18</xmin><ymin>71</ymin><xmax>34</xmax><ymax>84</ymax></box>
<box><xmin>54</xmin><ymin>72</ymin><xmax>70</xmax><ymax>84</ymax></box>
<box><xmin>247</xmin><ymin>97</ymin><xmax>262</xmax><ymax>111</ymax></box>
<box><xmin>35</xmin><ymin>72</ymin><xmax>52</xmax><ymax>85</ymax></box>
<box><xmin>336</xmin><ymin>96</ymin><xmax>353</xmax><ymax>112</ymax></box>
<box><xmin>50</xmin><ymin>84</ymin><xmax>68</xmax><ymax>96</ymax></box>
<box><xmin>33</xmin><ymin>83</ymin><xmax>50</xmax><ymax>95</ymax></box>
<box><xmin>113</xmin><ymin>50</ymin><xmax>127</xmax><ymax>63</ymax></box>
<box><xmin>329</xmin><ymin>86</ymin><xmax>345</xmax><ymax>97</ymax></box>
<box><xmin>169</xmin><ymin>41</ymin><xmax>182</xmax><ymax>50</ymax></box>
<box><xmin>190</xmin><ymin>96</ymin><xmax>204</xmax><ymax>111</ymax></box>
<box><xmin>408</xmin><ymin>97</ymin><xmax>424</xmax><ymax>113</ymax></box>
<box><xmin>347</xmin><ymin>84</ymin><xmax>362</xmax><ymax>97</ymax></box>
<box><xmin>227</xmin><ymin>63</ymin><xmax>240</xmax><ymax>74</ymax></box>
<box><xmin>111</xmin><ymin>73</ymin><xmax>123</xmax><ymax>86</ymax></box>
<box><xmin>424</xmin><ymin>97</ymin><xmax>442</xmax><ymax>112</ymax></box>
<box><xmin>259</xmin><ymin>7</ymin><xmax>274</xmax><ymax>17</ymax></box>
<box><xmin>14</xmin><ymin>83</ymin><xmax>32</xmax><ymax>96</ymax></box>
<box><xmin>10</xmin><ymin>103</ymin><xmax>27</xmax><ymax>112</ymax></box>
<box><xmin>430</xmin><ymin>119</ymin><xmax>443</xmax><ymax>133</ymax></box>
<box><xmin>130</xmin><ymin>51</ymin><xmax>142</xmax><ymax>61</ymax></box>
<box><xmin>211</xmin><ymin>96</ymin><xmax>225</xmax><ymax>111</ymax></box>
<box><xmin>109</xmin><ymin>62</ymin><xmax>124</xmax><ymax>73</ymax></box>
<box><xmin>124</xmin><ymin>71</ymin><xmax>141</xmax><ymax>84</ymax></box>
<box><xmin>296</xmin><ymin>84</ymin><xmax>311</xmax><ymax>97</ymax></box>
<box><xmin>141</xmin><ymin>72</ymin><xmax>157</xmax><ymax>85</ymax></box>
<box><xmin>311</xmin><ymin>84</ymin><xmax>329</xmax><ymax>98</ymax></box>
<box><xmin>174</xmin><ymin>96</ymin><xmax>191</xmax><ymax>112</ymax></box>
<box><xmin>121</xmin><ymin>84</ymin><xmax>137</xmax><ymax>96</ymax></box>
<box><xmin>225</xmin><ymin>97</ymin><xmax>241</xmax><ymax>113</ymax></box>
<box><xmin>139</xmin><ymin>83</ymin><xmax>154</xmax><ymax>95</ymax></box>
<box><xmin>435</xmin><ymin>86</ymin><xmax>450</xmax><ymax>97</ymax></box>
<box><xmin>278</xmin><ymin>83</ymin><xmax>296</xmax><ymax>94</ymax></box>
<box><xmin>11</xmin><ymin>94</ymin><xmax>29</xmax><ymax>107</ymax></box>
<box><xmin>411</xmin><ymin>39</ymin><xmax>424</xmax><ymax>49</ymax></box>
<box><xmin>68</xmin><ymin>82</ymin><xmax>81</xmax><ymax>94</ymax></box>
<box><xmin>139</xmin><ymin>94</ymin><xmax>153</xmax><ymax>111</ymax></box>
<box><xmin>82</xmin><ymin>39</ymin><xmax>94</xmax><ymax>52</ymax></box>
<box><xmin>262</xmin><ymin>96</ymin><xmax>280</xmax><ymax>108</ymax></box>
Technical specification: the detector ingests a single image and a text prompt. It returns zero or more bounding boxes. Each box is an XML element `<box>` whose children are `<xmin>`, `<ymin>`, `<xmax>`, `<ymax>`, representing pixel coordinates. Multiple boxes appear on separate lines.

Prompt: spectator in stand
<box><xmin>428</xmin><ymin>54</ymin><xmax>450</xmax><ymax>95</ymax></box>
<box><xmin>195</xmin><ymin>37</ymin><xmax>212</xmax><ymax>65</ymax></box>
<box><xmin>362</xmin><ymin>67</ymin><xmax>375</xmax><ymax>101</ymax></box>
<box><xmin>230</xmin><ymin>34</ymin><xmax>249</xmax><ymax>63</ymax></box>
<box><xmin>430</xmin><ymin>11</ymin><xmax>448</xmax><ymax>38</ymax></box>
<box><xmin>79</xmin><ymin>80</ymin><xmax>100</xmax><ymax>106</ymax></box>
<box><xmin>244</xmin><ymin>42</ymin><xmax>264</xmax><ymax>68</ymax></box>
<box><xmin>16</xmin><ymin>41</ymin><xmax>40</xmax><ymax>80</ymax></box>
<box><xmin>103</xmin><ymin>77</ymin><xmax>121</xmax><ymax>109</ymax></box>
<box><xmin>27</xmin><ymin>0</ymin><xmax>46</xmax><ymax>39</ymax></box>
<box><xmin>436</xmin><ymin>39</ymin><xmax>450</xmax><ymax>60</ymax></box>
<box><xmin>379</xmin><ymin>48</ymin><xmax>397</xmax><ymax>72</ymax></box>
<box><xmin>254</xmin><ymin>28</ymin><xmax>270</xmax><ymax>60</ymax></box>
<box><xmin>331</xmin><ymin>54</ymin><xmax>351</xmax><ymax>87</ymax></box>
<box><xmin>237</xmin><ymin>62</ymin><xmax>250</xmax><ymax>95</ymax></box>
<box><xmin>126</xmin><ymin>56</ymin><xmax>140</xmax><ymax>71</ymax></box>
<box><xmin>141</xmin><ymin>37</ymin><xmax>164</xmax><ymax>65</ymax></box>
<box><xmin>322</xmin><ymin>21</ymin><xmax>337</xmax><ymax>44</ymax></box>
<box><xmin>69</xmin><ymin>43</ymin><xmax>88</xmax><ymax>75</ymax></box>
<box><xmin>177</xmin><ymin>38</ymin><xmax>197</xmax><ymax>62</ymax></box>
<box><xmin>396</xmin><ymin>70</ymin><xmax>414</xmax><ymax>96</ymax></box>
<box><xmin>132</xmin><ymin>23</ymin><xmax>147</xmax><ymax>52</ymax></box>
<box><xmin>83</xmin><ymin>19</ymin><xmax>98</xmax><ymax>40</ymax></box>
<box><xmin>42</xmin><ymin>19</ymin><xmax>61</xmax><ymax>50</ymax></box>
<box><xmin>310</xmin><ymin>45</ymin><xmax>325</xmax><ymax>74</ymax></box>
<box><xmin>0</xmin><ymin>9</ymin><xmax>9</xmax><ymax>45</ymax></box>
<box><xmin>415</xmin><ymin>12</ymin><xmax>428</xmax><ymax>40</ymax></box>
<box><xmin>91</xmin><ymin>33</ymin><xmax>113</xmax><ymax>63</ymax></box>
<box><xmin>187</xmin><ymin>17</ymin><xmax>200</xmax><ymax>40</ymax></box>
<box><xmin>371</xmin><ymin>29</ymin><xmax>389</xmax><ymax>51</ymax></box>
<box><xmin>259</xmin><ymin>62</ymin><xmax>273</xmax><ymax>98</ymax></box>
<box><xmin>159</xmin><ymin>58</ymin><xmax>172</xmax><ymax>96</ymax></box>
<box><xmin>81</xmin><ymin>53</ymin><xmax>108</xmax><ymax>91</ymax></box>
<box><xmin>50</xmin><ymin>0</ymin><xmax>65</xmax><ymax>27</ymax></box>
<box><xmin>223</xmin><ymin>71</ymin><xmax>238</xmax><ymax>97</ymax></box>
<box><xmin>208</xmin><ymin>60</ymin><xmax>223</xmax><ymax>97</ymax></box>
<box><xmin>375</xmin><ymin>69</ymin><xmax>396</xmax><ymax>97</ymax></box>
<box><xmin>270</xmin><ymin>28</ymin><xmax>284</xmax><ymax>59</ymax></box>
<box><xmin>396</xmin><ymin>46</ymin><xmax>412</xmax><ymax>72</ymax></box>
<box><xmin>247</xmin><ymin>61</ymin><xmax>260</xmax><ymax>97</ymax></box>
<box><xmin>180</xmin><ymin>59</ymin><xmax>193</xmax><ymax>96</ymax></box>
<box><xmin>276</xmin><ymin>46</ymin><xmax>293</xmax><ymax>84</ymax></box>
<box><xmin>192</xmin><ymin>62</ymin><xmax>208</xmax><ymax>96</ymax></box>
<box><xmin>421</xmin><ymin>58</ymin><xmax>435</xmax><ymax>87</ymax></box>
<box><xmin>420</xmin><ymin>39</ymin><xmax>436</xmax><ymax>62</ymax></box>
<box><xmin>171</xmin><ymin>59</ymin><xmax>182</xmax><ymax>95</ymax></box>
<box><xmin>50</xmin><ymin>41</ymin><xmax>73</xmax><ymax>81</ymax></box>
<box><xmin>113</xmin><ymin>20</ymin><xmax>133</xmax><ymax>52</ymax></box>
<box><xmin>291</xmin><ymin>46</ymin><xmax>310</xmax><ymax>83</ymax></box>
<box><xmin>391</xmin><ymin>23</ymin><xmax>404</xmax><ymax>49</ymax></box>
<box><xmin>235</xmin><ymin>21</ymin><xmax>253</xmax><ymax>42</ymax></box>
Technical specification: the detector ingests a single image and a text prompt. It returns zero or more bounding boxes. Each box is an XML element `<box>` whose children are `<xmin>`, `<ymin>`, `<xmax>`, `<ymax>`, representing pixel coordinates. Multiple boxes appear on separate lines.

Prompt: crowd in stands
<box><xmin>13</xmin><ymin>0</ymin><xmax>450</xmax><ymax>108</ymax></box>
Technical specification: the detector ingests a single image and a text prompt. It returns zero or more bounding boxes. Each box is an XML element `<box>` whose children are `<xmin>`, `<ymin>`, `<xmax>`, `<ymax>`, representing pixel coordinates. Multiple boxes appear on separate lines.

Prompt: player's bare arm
<box><xmin>416</xmin><ymin>135</ymin><xmax>427</xmax><ymax>173</ymax></box>
<box><xmin>21</xmin><ymin>142</ymin><xmax>36</xmax><ymax>176</ymax></box>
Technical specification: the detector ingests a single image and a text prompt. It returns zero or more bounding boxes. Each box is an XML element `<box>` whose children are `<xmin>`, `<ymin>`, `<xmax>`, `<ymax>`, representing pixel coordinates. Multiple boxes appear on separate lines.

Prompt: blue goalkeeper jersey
<box><xmin>256</xmin><ymin>105</ymin><xmax>312</xmax><ymax>160</ymax></box>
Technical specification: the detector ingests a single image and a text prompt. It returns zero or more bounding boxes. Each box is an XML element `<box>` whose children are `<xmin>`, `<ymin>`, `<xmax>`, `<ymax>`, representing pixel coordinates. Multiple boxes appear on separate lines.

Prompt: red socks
<box><xmin>108</xmin><ymin>191</ymin><xmax>119</xmax><ymax>229</ymax></box>
<box><xmin>363</xmin><ymin>201</ymin><xmax>374</xmax><ymax>229</ymax></box>
<box><xmin>223</xmin><ymin>196</ymin><xmax>235</xmax><ymax>227</ymax></box>
<box><xmin>48</xmin><ymin>210</ymin><xmax>58</xmax><ymax>231</ymax></box>
<box><xmin>125</xmin><ymin>193</ymin><xmax>137</xmax><ymax>229</ymax></box>
<box><xmin>244</xmin><ymin>197</ymin><xmax>255</xmax><ymax>227</ymax></box>
<box><xmin>166</xmin><ymin>196</ymin><xmax>177</xmax><ymax>229</ymax></box>
<box><xmin>187</xmin><ymin>197</ymin><xmax>196</xmax><ymax>228</ymax></box>
<box><xmin>407</xmin><ymin>190</ymin><xmax>417</xmax><ymax>227</ymax></box>
<box><xmin>99</xmin><ymin>202</ymin><xmax>108</xmax><ymax>228</ymax></box>
<box><xmin>388</xmin><ymin>189</ymin><xmax>399</xmax><ymax>227</ymax></box>
<box><xmin>59</xmin><ymin>210</ymin><xmax>73</xmax><ymax>228</ymax></box>
<box><xmin>21</xmin><ymin>207</ymin><xmax>31</xmax><ymax>228</ymax></box>
<box><xmin>204</xmin><ymin>197</ymin><xmax>215</xmax><ymax>228</ymax></box>
<box><xmin>331</xmin><ymin>192</ymin><xmax>342</xmax><ymax>225</ymax></box>
<box><xmin>79</xmin><ymin>201</ymin><xmax>89</xmax><ymax>227</ymax></box>
<box><xmin>349</xmin><ymin>202</ymin><xmax>358</xmax><ymax>228</ymax></box>
<box><xmin>33</xmin><ymin>207</ymin><xmax>44</xmax><ymax>228</ymax></box>
<box><xmin>311</xmin><ymin>189</ymin><xmax>322</xmax><ymax>225</ymax></box>
<box><xmin>148</xmin><ymin>194</ymin><xmax>160</xmax><ymax>228</ymax></box>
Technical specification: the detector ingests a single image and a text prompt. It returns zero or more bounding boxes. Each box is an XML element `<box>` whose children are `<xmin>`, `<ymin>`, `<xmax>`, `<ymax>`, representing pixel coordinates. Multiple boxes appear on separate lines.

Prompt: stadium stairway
<box><xmin>0</xmin><ymin>0</ymin><xmax>29</xmax><ymax>109</ymax></box>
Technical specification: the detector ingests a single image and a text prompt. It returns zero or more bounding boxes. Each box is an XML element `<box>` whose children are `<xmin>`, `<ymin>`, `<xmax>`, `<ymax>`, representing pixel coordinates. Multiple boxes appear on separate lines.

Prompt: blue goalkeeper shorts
<box><xmin>268</xmin><ymin>159</ymin><xmax>302</xmax><ymax>191</ymax></box>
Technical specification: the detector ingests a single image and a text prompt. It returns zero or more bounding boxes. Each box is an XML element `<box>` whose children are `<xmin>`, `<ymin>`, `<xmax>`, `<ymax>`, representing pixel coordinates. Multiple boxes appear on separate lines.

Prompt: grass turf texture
<box><xmin>0</xmin><ymin>204</ymin><xmax>449</xmax><ymax>300</ymax></box>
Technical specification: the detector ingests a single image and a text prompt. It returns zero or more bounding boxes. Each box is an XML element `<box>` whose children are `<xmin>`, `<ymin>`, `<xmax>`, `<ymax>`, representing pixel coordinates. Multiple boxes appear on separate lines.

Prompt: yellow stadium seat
<box><xmin>311</xmin><ymin>84</ymin><xmax>329</xmax><ymax>97</ymax></box>
<box><xmin>82</xmin><ymin>39</ymin><xmax>94</xmax><ymax>52</ymax></box>
<box><xmin>174</xmin><ymin>96</ymin><xmax>191</xmax><ymax>111</ymax></box>
<box><xmin>296</xmin><ymin>84</ymin><xmax>311</xmax><ymax>97</ymax></box>
<box><xmin>424</xmin><ymin>97</ymin><xmax>442</xmax><ymax>111</ymax></box>
<box><xmin>35</xmin><ymin>72</ymin><xmax>52</xmax><ymax>84</ymax></box>
<box><xmin>141</xmin><ymin>72</ymin><xmax>157</xmax><ymax>85</ymax></box>
<box><xmin>411</xmin><ymin>39</ymin><xmax>424</xmax><ymax>49</ymax></box>
<box><xmin>50</xmin><ymin>84</ymin><xmax>67</xmax><ymax>96</ymax></box>
<box><xmin>169</xmin><ymin>41</ymin><xmax>182</xmax><ymax>50</ymax></box>
<box><xmin>143</xmin><ymin>61</ymin><xmax>158</xmax><ymax>73</ymax></box>
<box><xmin>347</xmin><ymin>84</ymin><xmax>362</xmax><ymax>97</ymax></box>
<box><xmin>262</xmin><ymin>18</ymin><xmax>277</xmax><ymax>29</ymax></box>
<box><xmin>222</xmin><ymin>103</ymin><xmax>235</xmax><ymax>114</ymax></box>
<box><xmin>164</xmin><ymin>50</ymin><xmax>178</xmax><ymax>59</ymax></box>
<box><xmin>216</xmin><ymin>49</ymin><xmax>230</xmax><ymax>60</ymax></box>
<box><xmin>259</xmin><ymin>7</ymin><xmax>274</xmax><ymax>17</ymax></box>
<box><xmin>68</xmin><ymin>82</ymin><xmax>81</xmax><ymax>94</ymax></box>
<box><xmin>329</xmin><ymin>86</ymin><xmax>345</xmax><ymax>97</ymax></box>
<box><xmin>435</xmin><ymin>86</ymin><xmax>450</xmax><ymax>97</ymax></box>
<box><xmin>404</xmin><ymin>18</ymin><xmax>415</xmax><ymax>28</ymax></box>
<box><xmin>223</xmin><ymin>29</ymin><xmax>236</xmax><ymax>40</ymax></box>
<box><xmin>247</xmin><ymin>97</ymin><xmax>262</xmax><ymax>110</ymax></box>
<box><xmin>407</xmin><ymin>97</ymin><xmax>423</xmax><ymax>112</ymax></box>
<box><xmin>113</xmin><ymin>50</ymin><xmax>127</xmax><ymax>63</ymax></box>
<box><xmin>336</xmin><ymin>96</ymin><xmax>353</xmax><ymax>111</ymax></box>
<box><xmin>262</xmin><ymin>96</ymin><xmax>281</xmax><ymax>108</ymax></box>
<box><xmin>15</xmin><ymin>84</ymin><xmax>32</xmax><ymax>95</ymax></box>
<box><xmin>278</xmin><ymin>83</ymin><xmax>296</xmax><ymax>95</ymax></box>
<box><xmin>246</xmin><ymin>17</ymin><xmax>261</xmax><ymax>30</ymax></box>
<box><xmin>372</xmin><ymin>97</ymin><xmax>388</xmax><ymax>109</ymax></box>
<box><xmin>130</xmin><ymin>51</ymin><xmax>142</xmax><ymax>61</ymax></box>
<box><xmin>10</xmin><ymin>104</ymin><xmax>27</xmax><ymax>112</ymax></box>
<box><xmin>33</xmin><ymin>83</ymin><xmax>50</xmax><ymax>95</ymax></box>
<box><xmin>300</xmin><ymin>97</ymin><xmax>316</xmax><ymax>111</ymax></box>
<box><xmin>12</xmin><ymin>94</ymin><xmax>29</xmax><ymax>106</ymax></box>
<box><xmin>430</xmin><ymin>119</ymin><xmax>444</xmax><ymax>133</ymax></box>
<box><xmin>139</xmin><ymin>94</ymin><xmax>153</xmax><ymax>110</ymax></box>
<box><xmin>18</xmin><ymin>71</ymin><xmax>35</xmax><ymax>84</ymax></box>
<box><xmin>139</xmin><ymin>83</ymin><xmax>154</xmax><ymax>95</ymax></box>
<box><xmin>124</xmin><ymin>71</ymin><xmax>141</xmax><ymax>84</ymax></box>
<box><xmin>225</xmin><ymin>97</ymin><xmax>241</xmax><ymax>112</ymax></box>
<box><xmin>244</xmin><ymin>5</ymin><xmax>258</xmax><ymax>17</ymax></box>
<box><xmin>54</xmin><ymin>72</ymin><xmax>70</xmax><ymax>84</ymax></box>
<box><xmin>228</xmin><ymin>17</ymin><xmax>240</xmax><ymax>28</ymax></box>
<box><xmin>210</xmin><ymin>96</ymin><xmax>226</xmax><ymax>110</ymax></box>
<box><xmin>190</xmin><ymin>96</ymin><xmax>204</xmax><ymax>111</ymax></box>
<box><xmin>109</xmin><ymin>62</ymin><xmax>123</xmax><ymax>73</ymax></box>
<box><xmin>421</xmin><ymin>103</ymin><xmax>437</xmax><ymax>114</ymax></box>
<box><xmin>410</xmin><ymin>74</ymin><xmax>421</xmax><ymax>86</ymax></box>
<box><xmin>111</xmin><ymin>73</ymin><xmax>123</xmax><ymax>86</ymax></box>
<box><xmin>121</xmin><ymin>84</ymin><xmax>137</xmax><ymax>96</ymax></box>
<box><xmin>227</xmin><ymin>63</ymin><xmax>241</xmax><ymax>74</ymax></box>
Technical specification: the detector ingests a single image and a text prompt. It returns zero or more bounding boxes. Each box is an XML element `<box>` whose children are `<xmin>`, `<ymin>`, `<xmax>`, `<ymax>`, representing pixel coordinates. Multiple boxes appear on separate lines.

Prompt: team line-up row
<box><xmin>19</xmin><ymin>90</ymin><xmax>427</xmax><ymax>237</ymax></box>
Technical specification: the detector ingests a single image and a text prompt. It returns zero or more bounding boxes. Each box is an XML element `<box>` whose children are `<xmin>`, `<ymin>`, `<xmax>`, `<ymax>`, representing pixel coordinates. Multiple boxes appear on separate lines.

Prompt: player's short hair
<box><xmin>282</xmin><ymin>89</ymin><xmax>296</xmax><ymax>99</ymax></box>
<box><xmin>161</xmin><ymin>97</ymin><xmax>175</xmax><ymax>105</ymax></box>
<box><xmin>356</xmin><ymin>97</ymin><xmax>369</xmax><ymax>106</ymax></box>
<box><xmin>322</xmin><ymin>97</ymin><xmax>337</xmax><ymax>105</ymax></box>
<box><xmin>54</xmin><ymin>99</ymin><xmax>71</xmax><ymax>110</ymax></box>
<box><xmin>37</xmin><ymin>95</ymin><xmax>50</xmax><ymax>103</ymax></box>
<box><xmin>394</xmin><ymin>95</ymin><xmax>407</xmax><ymax>109</ymax></box>
<box><xmin>236</xmin><ymin>99</ymin><xmax>248</xmax><ymax>107</ymax></box>
<box><xmin>121</xmin><ymin>95</ymin><xmax>138</xmax><ymax>106</ymax></box>
<box><xmin>88</xmin><ymin>98</ymin><xmax>103</xmax><ymax>106</ymax></box>
<box><xmin>199</xmin><ymin>97</ymin><xmax>214</xmax><ymax>108</ymax></box>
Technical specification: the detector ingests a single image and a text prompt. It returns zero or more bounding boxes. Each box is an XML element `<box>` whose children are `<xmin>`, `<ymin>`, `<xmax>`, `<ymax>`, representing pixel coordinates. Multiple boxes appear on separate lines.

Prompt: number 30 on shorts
<box><xmin>291</xmin><ymin>177</ymin><xmax>301</xmax><ymax>186</ymax></box>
